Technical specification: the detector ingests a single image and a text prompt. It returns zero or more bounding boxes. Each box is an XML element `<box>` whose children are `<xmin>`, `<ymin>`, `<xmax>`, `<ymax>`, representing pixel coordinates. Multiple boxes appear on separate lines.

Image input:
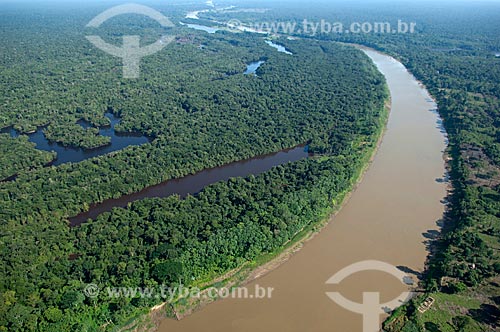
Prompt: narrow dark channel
<box><xmin>69</xmin><ymin>145</ymin><xmax>310</xmax><ymax>226</ymax></box>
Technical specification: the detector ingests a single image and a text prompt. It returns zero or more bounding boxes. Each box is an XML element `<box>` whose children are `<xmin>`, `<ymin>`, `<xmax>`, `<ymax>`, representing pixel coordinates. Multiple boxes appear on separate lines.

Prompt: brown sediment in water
<box><xmin>151</xmin><ymin>47</ymin><xmax>447</xmax><ymax>332</ymax></box>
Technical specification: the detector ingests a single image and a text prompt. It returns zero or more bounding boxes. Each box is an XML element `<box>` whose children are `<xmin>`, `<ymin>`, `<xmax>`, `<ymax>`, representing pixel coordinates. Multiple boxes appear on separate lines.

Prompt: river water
<box><xmin>69</xmin><ymin>145</ymin><xmax>309</xmax><ymax>226</ymax></box>
<box><xmin>180</xmin><ymin>22</ymin><xmax>219</xmax><ymax>34</ymax></box>
<box><xmin>157</xmin><ymin>48</ymin><xmax>448</xmax><ymax>332</ymax></box>
<box><xmin>265</xmin><ymin>40</ymin><xmax>293</xmax><ymax>55</ymax></box>
<box><xmin>244</xmin><ymin>61</ymin><xmax>265</xmax><ymax>75</ymax></box>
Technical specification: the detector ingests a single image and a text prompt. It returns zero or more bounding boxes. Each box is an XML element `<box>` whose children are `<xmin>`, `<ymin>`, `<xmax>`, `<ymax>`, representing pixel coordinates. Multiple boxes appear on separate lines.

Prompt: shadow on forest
<box><xmin>469</xmin><ymin>302</ymin><xmax>500</xmax><ymax>328</ymax></box>
<box><xmin>422</xmin><ymin>226</ymin><xmax>443</xmax><ymax>254</ymax></box>
<box><xmin>424</xmin><ymin>322</ymin><xmax>441</xmax><ymax>332</ymax></box>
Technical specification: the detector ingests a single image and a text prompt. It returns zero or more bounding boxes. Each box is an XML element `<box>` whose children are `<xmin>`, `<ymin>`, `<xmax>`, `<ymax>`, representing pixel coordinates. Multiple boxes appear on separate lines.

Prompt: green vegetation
<box><xmin>3</xmin><ymin>0</ymin><xmax>498</xmax><ymax>330</ymax></box>
<box><xmin>263</xmin><ymin>2</ymin><xmax>500</xmax><ymax>331</ymax></box>
<box><xmin>0</xmin><ymin>134</ymin><xmax>55</xmax><ymax>181</ymax></box>
<box><xmin>373</xmin><ymin>12</ymin><xmax>500</xmax><ymax>332</ymax></box>
<box><xmin>207</xmin><ymin>0</ymin><xmax>500</xmax><ymax>330</ymax></box>
<box><xmin>43</xmin><ymin>123</ymin><xmax>111</xmax><ymax>150</ymax></box>
<box><xmin>0</xmin><ymin>2</ymin><xmax>388</xmax><ymax>331</ymax></box>
<box><xmin>384</xmin><ymin>279</ymin><xmax>500</xmax><ymax>332</ymax></box>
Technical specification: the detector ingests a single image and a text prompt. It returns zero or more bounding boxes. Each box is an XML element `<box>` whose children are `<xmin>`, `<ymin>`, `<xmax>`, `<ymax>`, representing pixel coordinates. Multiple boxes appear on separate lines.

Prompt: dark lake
<box><xmin>1</xmin><ymin>112</ymin><xmax>150</xmax><ymax>166</ymax></box>
<box><xmin>69</xmin><ymin>145</ymin><xmax>310</xmax><ymax>226</ymax></box>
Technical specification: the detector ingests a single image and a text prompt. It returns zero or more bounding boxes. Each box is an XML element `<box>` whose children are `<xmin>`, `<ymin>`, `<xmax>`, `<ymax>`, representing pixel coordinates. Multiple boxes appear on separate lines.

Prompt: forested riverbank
<box><xmin>303</xmin><ymin>4</ymin><xmax>500</xmax><ymax>331</ymax></box>
<box><xmin>4</xmin><ymin>1</ymin><xmax>498</xmax><ymax>330</ymax></box>
<box><xmin>339</xmin><ymin>9</ymin><xmax>500</xmax><ymax>332</ymax></box>
<box><xmin>380</xmin><ymin>35</ymin><xmax>500</xmax><ymax>332</ymax></box>
<box><xmin>0</xmin><ymin>3</ymin><xmax>388</xmax><ymax>330</ymax></box>
<box><xmin>200</xmin><ymin>2</ymin><xmax>500</xmax><ymax>330</ymax></box>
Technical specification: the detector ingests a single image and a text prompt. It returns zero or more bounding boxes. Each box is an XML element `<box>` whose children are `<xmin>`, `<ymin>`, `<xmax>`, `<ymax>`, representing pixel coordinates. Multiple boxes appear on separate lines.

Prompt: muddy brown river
<box><xmin>157</xmin><ymin>48</ymin><xmax>448</xmax><ymax>332</ymax></box>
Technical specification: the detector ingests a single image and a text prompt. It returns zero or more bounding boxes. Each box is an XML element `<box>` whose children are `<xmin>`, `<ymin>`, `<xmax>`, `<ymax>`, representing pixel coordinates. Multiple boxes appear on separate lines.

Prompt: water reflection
<box><xmin>265</xmin><ymin>40</ymin><xmax>293</xmax><ymax>55</ymax></box>
<box><xmin>244</xmin><ymin>61</ymin><xmax>265</xmax><ymax>76</ymax></box>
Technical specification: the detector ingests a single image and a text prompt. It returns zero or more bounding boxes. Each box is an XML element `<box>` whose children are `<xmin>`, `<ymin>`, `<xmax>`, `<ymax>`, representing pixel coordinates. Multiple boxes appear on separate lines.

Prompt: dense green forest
<box><xmin>2</xmin><ymin>0</ymin><xmax>498</xmax><ymax>330</ymax></box>
<box><xmin>43</xmin><ymin>124</ymin><xmax>112</xmax><ymax>150</ymax></box>
<box><xmin>204</xmin><ymin>1</ymin><xmax>500</xmax><ymax>330</ymax></box>
<box><xmin>0</xmin><ymin>134</ymin><xmax>55</xmax><ymax>181</ymax></box>
<box><xmin>0</xmin><ymin>2</ymin><xmax>388</xmax><ymax>331</ymax></box>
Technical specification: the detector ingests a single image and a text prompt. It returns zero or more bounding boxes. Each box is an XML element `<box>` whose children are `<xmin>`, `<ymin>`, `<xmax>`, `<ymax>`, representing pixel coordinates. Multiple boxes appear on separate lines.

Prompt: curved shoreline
<box><xmin>152</xmin><ymin>45</ymin><xmax>447</xmax><ymax>332</ymax></box>
<box><xmin>121</xmin><ymin>45</ymin><xmax>393</xmax><ymax>332</ymax></box>
<box><xmin>162</xmin><ymin>95</ymin><xmax>391</xmax><ymax>322</ymax></box>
